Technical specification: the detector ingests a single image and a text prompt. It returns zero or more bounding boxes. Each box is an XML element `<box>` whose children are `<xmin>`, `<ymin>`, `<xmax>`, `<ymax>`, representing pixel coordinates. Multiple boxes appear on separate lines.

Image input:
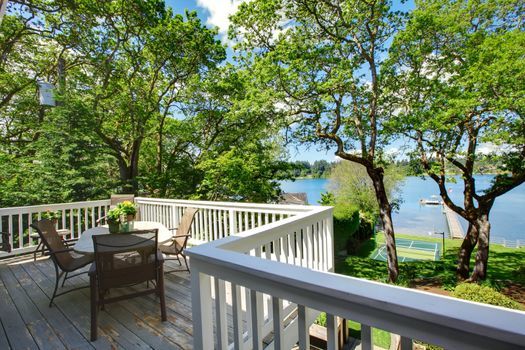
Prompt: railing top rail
<box><xmin>0</xmin><ymin>199</ymin><xmax>111</xmax><ymax>215</ymax></box>
<box><xmin>188</xmin><ymin>240</ymin><xmax>525</xmax><ymax>349</ymax></box>
<box><xmin>217</xmin><ymin>206</ymin><xmax>332</xmax><ymax>252</ymax></box>
<box><xmin>134</xmin><ymin>197</ymin><xmax>315</xmax><ymax>213</ymax></box>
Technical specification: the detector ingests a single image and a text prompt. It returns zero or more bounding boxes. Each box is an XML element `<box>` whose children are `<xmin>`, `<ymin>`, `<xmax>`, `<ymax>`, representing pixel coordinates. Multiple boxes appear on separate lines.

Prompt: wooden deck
<box><xmin>0</xmin><ymin>255</ymin><xmax>194</xmax><ymax>350</ymax></box>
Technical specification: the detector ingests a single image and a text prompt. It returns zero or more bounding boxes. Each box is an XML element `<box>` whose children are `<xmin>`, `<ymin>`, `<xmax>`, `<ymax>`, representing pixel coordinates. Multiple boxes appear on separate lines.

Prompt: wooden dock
<box><xmin>443</xmin><ymin>205</ymin><xmax>465</xmax><ymax>239</ymax></box>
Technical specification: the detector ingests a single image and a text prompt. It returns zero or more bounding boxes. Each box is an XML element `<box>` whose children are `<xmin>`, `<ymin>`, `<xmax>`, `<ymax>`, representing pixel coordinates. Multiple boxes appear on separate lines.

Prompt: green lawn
<box><xmin>336</xmin><ymin>233</ymin><xmax>525</xmax><ymax>289</ymax></box>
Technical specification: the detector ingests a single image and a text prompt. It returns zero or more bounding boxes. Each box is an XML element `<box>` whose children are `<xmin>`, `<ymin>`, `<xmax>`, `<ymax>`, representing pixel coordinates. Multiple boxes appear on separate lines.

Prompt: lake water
<box><xmin>280</xmin><ymin>176</ymin><xmax>525</xmax><ymax>241</ymax></box>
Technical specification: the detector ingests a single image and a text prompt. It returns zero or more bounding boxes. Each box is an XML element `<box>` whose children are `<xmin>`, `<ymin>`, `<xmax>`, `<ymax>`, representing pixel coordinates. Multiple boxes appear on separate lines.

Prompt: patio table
<box><xmin>74</xmin><ymin>221</ymin><xmax>173</xmax><ymax>254</ymax></box>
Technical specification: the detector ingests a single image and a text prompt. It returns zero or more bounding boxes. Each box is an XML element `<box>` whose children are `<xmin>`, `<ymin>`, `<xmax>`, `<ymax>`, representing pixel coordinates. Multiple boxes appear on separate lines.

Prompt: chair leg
<box><xmin>62</xmin><ymin>272</ymin><xmax>69</xmax><ymax>287</ymax></box>
<box><xmin>90</xmin><ymin>273</ymin><xmax>98</xmax><ymax>341</ymax></box>
<box><xmin>158</xmin><ymin>265</ymin><xmax>167</xmax><ymax>322</ymax></box>
<box><xmin>34</xmin><ymin>240</ymin><xmax>43</xmax><ymax>262</ymax></box>
<box><xmin>181</xmin><ymin>253</ymin><xmax>190</xmax><ymax>272</ymax></box>
<box><xmin>49</xmin><ymin>264</ymin><xmax>64</xmax><ymax>307</ymax></box>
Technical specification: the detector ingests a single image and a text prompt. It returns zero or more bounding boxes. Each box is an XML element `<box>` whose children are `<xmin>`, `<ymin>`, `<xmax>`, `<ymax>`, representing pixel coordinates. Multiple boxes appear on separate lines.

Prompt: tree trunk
<box><xmin>116</xmin><ymin>157</ymin><xmax>133</xmax><ymax>193</ymax></box>
<box><xmin>456</xmin><ymin>223</ymin><xmax>478</xmax><ymax>280</ymax></box>
<box><xmin>115</xmin><ymin>139</ymin><xmax>142</xmax><ymax>194</ymax></box>
<box><xmin>368</xmin><ymin>168</ymin><xmax>399</xmax><ymax>283</ymax></box>
<box><xmin>470</xmin><ymin>213</ymin><xmax>491</xmax><ymax>281</ymax></box>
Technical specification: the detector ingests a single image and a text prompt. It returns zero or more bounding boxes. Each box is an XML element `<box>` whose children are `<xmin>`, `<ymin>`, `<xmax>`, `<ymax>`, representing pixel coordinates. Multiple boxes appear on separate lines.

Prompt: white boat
<box><xmin>419</xmin><ymin>198</ymin><xmax>442</xmax><ymax>205</ymax></box>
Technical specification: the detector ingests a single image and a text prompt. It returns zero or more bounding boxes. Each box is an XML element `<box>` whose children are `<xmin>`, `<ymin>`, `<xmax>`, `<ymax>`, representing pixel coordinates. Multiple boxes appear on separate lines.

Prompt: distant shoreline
<box><xmin>290</xmin><ymin>172</ymin><xmax>503</xmax><ymax>182</ymax></box>
<box><xmin>292</xmin><ymin>175</ymin><xmax>329</xmax><ymax>180</ymax></box>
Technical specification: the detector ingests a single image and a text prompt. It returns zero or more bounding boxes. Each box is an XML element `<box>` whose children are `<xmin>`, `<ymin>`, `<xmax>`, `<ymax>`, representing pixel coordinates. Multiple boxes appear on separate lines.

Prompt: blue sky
<box><xmin>164</xmin><ymin>1</ymin><xmax>415</xmax><ymax>162</ymax></box>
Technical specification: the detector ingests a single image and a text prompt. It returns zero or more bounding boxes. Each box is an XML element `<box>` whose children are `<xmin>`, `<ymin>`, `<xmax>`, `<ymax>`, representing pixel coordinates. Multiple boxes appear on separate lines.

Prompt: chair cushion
<box><xmin>159</xmin><ymin>242</ymin><xmax>181</xmax><ymax>255</ymax></box>
<box><xmin>65</xmin><ymin>253</ymin><xmax>94</xmax><ymax>272</ymax></box>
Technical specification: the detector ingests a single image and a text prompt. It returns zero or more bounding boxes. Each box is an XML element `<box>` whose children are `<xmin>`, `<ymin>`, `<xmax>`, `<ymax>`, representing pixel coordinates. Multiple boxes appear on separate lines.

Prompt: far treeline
<box><xmin>1</xmin><ymin>0</ymin><xmax>524</xmax><ymax>283</ymax></box>
<box><xmin>288</xmin><ymin>154</ymin><xmax>506</xmax><ymax>179</ymax></box>
<box><xmin>288</xmin><ymin>160</ymin><xmax>334</xmax><ymax>178</ymax></box>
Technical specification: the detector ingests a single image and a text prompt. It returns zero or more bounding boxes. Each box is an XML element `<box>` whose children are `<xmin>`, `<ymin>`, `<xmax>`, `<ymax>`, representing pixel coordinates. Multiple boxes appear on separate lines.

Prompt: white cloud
<box><xmin>196</xmin><ymin>0</ymin><xmax>246</xmax><ymax>36</ymax></box>
<box><xmin>477</xmin><ymin>142</ymin><xmax>513</xmax><ymax>155</ymax></box>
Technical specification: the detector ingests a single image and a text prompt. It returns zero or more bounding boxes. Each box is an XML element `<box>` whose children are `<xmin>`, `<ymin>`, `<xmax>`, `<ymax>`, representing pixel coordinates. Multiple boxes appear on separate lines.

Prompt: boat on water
<box><xmin>419</xmin><ymin>196</ymin><xmax>443</xmax><ymax>206</ymax></box>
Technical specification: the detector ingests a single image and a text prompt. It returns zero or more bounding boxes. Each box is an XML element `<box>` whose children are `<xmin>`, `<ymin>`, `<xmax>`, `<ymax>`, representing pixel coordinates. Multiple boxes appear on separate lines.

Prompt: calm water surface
<box><xmin>280</xmin><ymin>176</ymin><xmax>525</xmax><ymax>241</ymax></box>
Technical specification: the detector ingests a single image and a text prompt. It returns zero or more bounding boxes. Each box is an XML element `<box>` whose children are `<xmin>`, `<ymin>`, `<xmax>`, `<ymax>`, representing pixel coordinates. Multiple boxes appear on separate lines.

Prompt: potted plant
<box><xmin>41</xmin><ymin>210</ymin><xmax>60</xmax><ymax>224</ymax></box>
<box><xmin>106</xmin><ymin>207</ymin><xmax>122</xmax><ymax>233</ymax></box>
<box><xmin>116</xmin><ymin>201</ymin><xmax>137</xmax><ymax>222</ymax></box>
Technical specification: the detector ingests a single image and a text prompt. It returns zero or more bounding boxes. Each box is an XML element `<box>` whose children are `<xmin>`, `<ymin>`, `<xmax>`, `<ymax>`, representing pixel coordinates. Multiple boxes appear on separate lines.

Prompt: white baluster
<box><xmin>361</xmin><ymin>324</ymin><xmax>373</xmax><ymax>350</ymax></box>
<box><xmin>327</xmin><ymin>314</ymin><xmax>338</xmax><ymax>350</ymax></box>
<box><xmin>272</xmin><ymin>297</ymin><xmax>284</xmax><ymax>350</ymax></box>
<box><xmin>298</xmin><ymin>305</ymin><xmax>310</xmax><ymax>349</ymax></box>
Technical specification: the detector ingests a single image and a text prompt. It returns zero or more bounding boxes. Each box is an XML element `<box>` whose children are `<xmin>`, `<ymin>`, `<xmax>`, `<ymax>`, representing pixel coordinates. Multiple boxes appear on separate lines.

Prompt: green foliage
<box><xmin>194</xmin><ymin>142</ymin><xmax>290</xmax><ymax>203</ymax></box>
<box><xmin>288</xmin><ymin>160</ymin><xmax>334</xmax><ymax>178</ymax></box>
<box><xmin>106</xmin><ymin>200</ymin><xmax>138</xmax><ymax>222</ymax></box>
<box><xmin>452</xmin><ymin>283</ymin><xmax>523</xmax><ymax>310</ymax></box>
<box><xmin>41</xmin><ymin>210</ymin><xmax>60</xmax><ymax>221</ymax></box>
<box><xmin>231</xmin><ymin>0</ymin><xmax>410</xmax><ymax>282</ymax></box>
<box><xmin>328</xmin><ymin>161</ymin><xmax>405</xmax><ymax>219</ymax></box>
<box><xmin>333</xmin><ymin>203</ymin><xmax>360</xmax><ymax>253</ymax></box>
<box><xmin>314</xmin><ymin>315</ymin><xmax>391</xmax><ymax>349</ymax></box>
<box><xmin>0</xmin><ymin>1</ymin><xmax>291</xmax><ymax>206</ymax></box>
<box><xmin>116</xmin><ymin>201</ymin><xmax>137</xmax><ymax>216</ymax></box>
<box><xmin>318</xmin><ymin>192</ymin><xmax>335</xmax><ymax>206</ymax></box>
<box><xmin>106</xmin><ymin>208</ymin><xmax>122</xmax><ymax>222</ymax></box>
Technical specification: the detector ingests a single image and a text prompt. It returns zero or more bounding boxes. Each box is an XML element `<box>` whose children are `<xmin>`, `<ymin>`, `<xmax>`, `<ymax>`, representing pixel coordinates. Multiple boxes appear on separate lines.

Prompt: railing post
<box><xmin>191</xmin><ymin>262</ymin><xmax>213</xmax><ymax>350</ymax></box>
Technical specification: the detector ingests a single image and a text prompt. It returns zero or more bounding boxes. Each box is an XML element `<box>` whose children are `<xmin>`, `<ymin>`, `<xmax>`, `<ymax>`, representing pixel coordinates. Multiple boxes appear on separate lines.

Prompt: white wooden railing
<box><xmin>0</xmin><ymin>200</ymin><xmax>110</xmax><ymax>253</ymax></box>
<box><xmin>135</xmin><ymin>198</ymin><xmax>313</xmax><ymax>246</ymax></box>
<box><xmin>188</xmin><ymin>206</ymin><xmax>525</xmax><ymax>350</ymax></box>
<box><xmin>0</xmin><ymin>197</ymin><xmax>310</xmax><ymax>255</ymax></box>
<box><xmin>3</xmin><ymin>198</ymin><xmax>525</xmax><ymax>350</ymax></box>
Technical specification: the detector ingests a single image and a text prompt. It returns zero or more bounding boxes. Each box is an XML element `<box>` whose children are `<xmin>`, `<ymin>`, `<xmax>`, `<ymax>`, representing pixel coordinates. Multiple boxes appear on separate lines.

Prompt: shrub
<box><xmin>333</xmin><ymin>203</ymin><xmax>360</xmax><ymax>253</ymax></box>
<box><xmin>452</xmin><ymin>283</ymin><xmax>523</xmax><ymax>310</ymax></box>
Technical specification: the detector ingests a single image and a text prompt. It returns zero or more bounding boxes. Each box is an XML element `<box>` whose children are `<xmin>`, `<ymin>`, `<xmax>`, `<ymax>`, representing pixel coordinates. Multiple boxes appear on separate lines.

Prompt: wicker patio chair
<box><xmin>89</xmin><ymin>229</ymin><xmax>166</xmax><ymax>341</ymax></box>
<box><xmin>0</xmin><ymin>231</ymin><xmax>11</xmax><ymax>253</ymax></box>
<box><xmin>30</xmin><ymin>219</ymin><xmax>93</xmax><ymax>307</ymax></box>
<box><xmin>159</xmin><ymin>207</ymin><xmax>198</xmax><ymax>273</ymax></box>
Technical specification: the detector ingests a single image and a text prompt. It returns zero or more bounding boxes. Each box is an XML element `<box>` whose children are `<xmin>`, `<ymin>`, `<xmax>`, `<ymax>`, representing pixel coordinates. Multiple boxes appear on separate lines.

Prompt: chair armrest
<box><xmin>88</xmin><ymin>262</ymin><xmax>97</xmax><ymax>276</ymax></box>
<box><xmin>95</xmin><ymin>215</ymin><xmax>107</xmax><ymax>225</ymax></box>
<box><xmin>52</xmin><ymin>248</ymin><xmax>75</xmax><ymax>254</ymax></box>
<box><xmin>173</xmin><ymin>234</ymin><xmax>191</xmax><ymax>238</ymax></box>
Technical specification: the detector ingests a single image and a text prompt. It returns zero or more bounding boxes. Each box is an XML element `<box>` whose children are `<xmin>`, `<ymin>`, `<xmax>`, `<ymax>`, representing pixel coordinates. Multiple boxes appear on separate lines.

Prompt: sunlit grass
<box><xmin>336</xmin><ymin>233</ymin><xmax>525</xmax><ymax>289</ymax></box>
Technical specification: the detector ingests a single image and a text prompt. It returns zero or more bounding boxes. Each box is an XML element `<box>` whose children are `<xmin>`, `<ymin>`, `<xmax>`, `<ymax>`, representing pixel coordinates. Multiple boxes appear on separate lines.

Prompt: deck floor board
<box><xmin>0</xmin><ymin>256</ymin><xmax>196</xmax><ymax>350</ymax></box>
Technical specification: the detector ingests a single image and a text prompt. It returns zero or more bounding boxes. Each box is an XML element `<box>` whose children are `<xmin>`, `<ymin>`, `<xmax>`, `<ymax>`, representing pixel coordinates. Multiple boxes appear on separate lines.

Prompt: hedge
<box><xmin>452</xmin><ymin>283</ymin><xmax>523</xmax><ymax>310</ymax></box>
